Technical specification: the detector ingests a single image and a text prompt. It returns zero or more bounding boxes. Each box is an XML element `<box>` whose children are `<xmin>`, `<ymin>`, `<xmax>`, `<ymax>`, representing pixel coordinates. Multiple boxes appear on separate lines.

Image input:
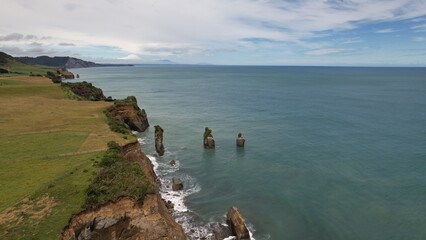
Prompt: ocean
<box><xmin>74</xmin><ymin>65</ymin><xmax>426</xmax><ymax>240</ymax></box>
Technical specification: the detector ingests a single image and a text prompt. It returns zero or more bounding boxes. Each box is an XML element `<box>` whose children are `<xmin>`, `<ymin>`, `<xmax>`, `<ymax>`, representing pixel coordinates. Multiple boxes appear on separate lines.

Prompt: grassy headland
<box><xmin>0</xmin><ymin>75</ymin><xmax>135</xmax><ymax>239</ymax></box>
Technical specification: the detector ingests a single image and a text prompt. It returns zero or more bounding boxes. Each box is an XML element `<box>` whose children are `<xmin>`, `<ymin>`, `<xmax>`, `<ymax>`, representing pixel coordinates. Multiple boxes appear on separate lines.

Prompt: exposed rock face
<box><xmin>172</xmin><ymin>177</ymin><xmax>183</xmax><ymax>191</ymax></box>
<box><xmin>62</xmin><ymin>141</ymin><xmax>186</xmax><ymax>240</ymax></box>
<box><xmin>203</xmin><ymin>127</ymin><xmax>215</xmax><ymax>149</ymax></box>
<box><xmin>155</xmin><ymin>125</ymin><xmax>165</xmax><ymax>156</ymax></box>
<box><xmin>227</xmin><ymin>206</ymin><xmax>250</xmax><ymax>240</ymax></box>
<box><xmin>106</xmin><ymin>96</ymin><xmax>149</xmax><ymax>132</ymax></box>
<box><xmin>62</xmin><ymin>196</ymin><xmax>186</xmax><ymax>240</ymax></box>
<box><xmin>169</xmin><ymin>160</ymin><xmax>176</xmax><ymax>166</ymax></box>
<box><xmin>213</xmin><ymin>223</ymin><xmax>232</xmax><ymax>240</ymax></box>
<box><xmin>236</xmin><ymin>133</ymin><xmax>245</xmax><ymax>147</ymax></box>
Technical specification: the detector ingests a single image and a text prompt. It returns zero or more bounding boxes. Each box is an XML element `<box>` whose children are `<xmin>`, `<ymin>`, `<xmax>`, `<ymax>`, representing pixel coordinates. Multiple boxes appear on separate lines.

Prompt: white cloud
<box><xmin>376</xmin><ymin>28</ymin><xmax>396</xmax><ymax>33</ymax></box>
<box><xmin>412</xmin><ymin>23</ymin><xmax>426</xmax><ymax>32</ymax></box>
<box><xmin>118</xmin><ymin>54</ymin><xmax>140</xmax><ymax>60</ymax></box>
<box><xmin>304</xmin><ymin>48</ymin><xmax>349</xmax><ymax>56</ymax></box>
<box><xmin>413</xmin><ymin>37</ymin><xmax>426</xmax><ymax>42</ymax></box>
<box><xmin>341</xmin><ymin>38</ymin><xmax>364</xmax><ymax>44</ymax></box>
<box><xmin>0</xmin><ymin>0</ymin><xmax>426</xmax><ymax>62</ymax></box>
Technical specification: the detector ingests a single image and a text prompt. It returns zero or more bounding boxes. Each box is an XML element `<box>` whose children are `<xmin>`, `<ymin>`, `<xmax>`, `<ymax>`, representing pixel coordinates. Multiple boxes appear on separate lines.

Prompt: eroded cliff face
<box><xmin>62</xmin><ymin>141</ymin><xmax>186</xmax><ymax>240</ymax></box>
<box><xmin>106</xmin><ymin>96</ymin><xmax>149</xmax><ymax>132</ymax></box>
<box><xmin>62</xmin><ymin>195</ymin><xmax>185</xmax><ymax>240</ymax></box>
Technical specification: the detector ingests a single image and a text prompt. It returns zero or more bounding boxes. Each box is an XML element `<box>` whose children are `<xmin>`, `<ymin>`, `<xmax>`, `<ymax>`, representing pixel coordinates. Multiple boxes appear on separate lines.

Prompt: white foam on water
<box><xmin>159</xmin><ymin>174</ymin><xmax>200</xmax><ymax>213</ymax></box>
<box><xmin>146</xmin><ymin>154</ymin><xmax>159</xmax><ymax>174</ymax></box>
<box><xmin>137</xmin><ymin>137</ymin><xmax>147</xmax><ymax>145</ymax></box>
<box><xmin>223</xmin><ymin>237</ymin><xmax>236</xmax><ymax>240</ymax></box>
<box><xmin>131</xmin><ymin>130</ymin><xmax>139</xmax><ymax>135</ymax></box>
<box><xmin>143</xmin><ymin>141</ymin><xmax>260</xmax><ymax>240</ymax></box>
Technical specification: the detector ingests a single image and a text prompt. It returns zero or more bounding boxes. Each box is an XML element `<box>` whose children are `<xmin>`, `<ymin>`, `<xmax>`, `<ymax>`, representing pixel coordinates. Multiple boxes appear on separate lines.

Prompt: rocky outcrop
<box><xmin>106</xmin><ymin>96</ymin><xmax>149</xmax><ymax>132</ymax></box>
<box><xmin>62</xmin><ymin>141</ymin><xmax>186</xmax><ymax>240</ymax></box>
<box><xmin>172</xmin><ymin>177</ymin><xmax>183</xmax><ymax>191</ymax></box>
<box><xmin>62</xmin><ymin>196</ymin><xmax>186</xmax><ymax>240</ymax></box>
<box><xmin>169</xmin><ymin>160</ymin><xmax>176</xmax><ymax>166</ymax></box>
<box><xmin>61</xmin><ymin>81</ymin><xmax>106</xmax><ymax>101</ymax></box>
<box><xmin>155</xmin><ymin>125</ymin><xmax>165</xmax><ymax>156</ymax></box>
<box><xmin>213</xmin><ymin>223</ymin><xmax>233</xmax><ymax>240</ymax></box>
<box><xmin>227</xmin><ymin>206</ymin><xmax>250</xmax><ymax>240</ymax></box>
<box><xmin>203</xmin><ymin>127</ymin><xmax>215</xmax><ymax>149</ymax></box>
<box><xmin>236</xmin><ymin>132</ymin><xmax>245</xmax><ymax>147</ymax></box>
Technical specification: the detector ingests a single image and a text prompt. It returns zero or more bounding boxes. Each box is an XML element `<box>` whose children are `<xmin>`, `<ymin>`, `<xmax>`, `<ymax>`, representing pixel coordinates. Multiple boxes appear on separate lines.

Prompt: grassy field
<box><xmin>0</xmin><ymin>75</ymin><xmax>135</xmax><ymax>239</ymax></box>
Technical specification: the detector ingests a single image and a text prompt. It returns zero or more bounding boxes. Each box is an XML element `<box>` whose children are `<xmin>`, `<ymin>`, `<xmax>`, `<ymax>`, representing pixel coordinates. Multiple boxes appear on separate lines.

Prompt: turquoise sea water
<box><xmin>75</xmin><ymin>66</ymin><xmax>426</xmax><ymax>240</ymax></box>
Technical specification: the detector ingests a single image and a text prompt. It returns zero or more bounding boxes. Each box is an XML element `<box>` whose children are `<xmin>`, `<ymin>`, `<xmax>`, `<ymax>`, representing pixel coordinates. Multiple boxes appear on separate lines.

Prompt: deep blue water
<box><xmin>75</xmin><ymin>65</ymin><xmax>426</xmax><ymax>240</ymax></box>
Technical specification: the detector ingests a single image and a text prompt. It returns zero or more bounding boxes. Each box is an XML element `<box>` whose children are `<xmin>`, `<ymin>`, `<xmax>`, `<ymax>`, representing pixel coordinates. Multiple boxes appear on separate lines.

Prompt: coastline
<box><xmin>59</xmin><ymin>75</ymin><xmax>253</xmax><ymax>239</ymax></box>
<box><xmin>62</xmin><ymin>140</ymin><xmax>187</xmax><ymax>240</ymax></box>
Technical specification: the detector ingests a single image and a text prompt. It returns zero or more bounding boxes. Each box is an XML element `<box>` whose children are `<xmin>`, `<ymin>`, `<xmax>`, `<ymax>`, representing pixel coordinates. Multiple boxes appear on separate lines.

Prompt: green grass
<box><xmin>85</xmin><ymin>143</ymin><xmax>149</xmax><ymax>208</ymax></box>
<box><xmin>0</xmin><ymin>152</ymin><xmax>101</xmax><ymax>239</ymax></box>
<box><xmin>1</xmin><ymin>59</ymin><xmax>54</xmax><ymax>76</ymax></box>
<box><xmin>0</xmin><ymin>131</ymin><xmax>88</xmax><ymax>217</ymax></box>
<box><xmin>0</xmin><ymin>76</ymin><xmax>135</xmax><ymax>239</ymax></box>
<box><xmin>0</xmin><ymin>79</ymin><xmax>29</xmax><ymax>86</ymax></box>
<box><xmin>0</xmin><ymin>84</ymin><xmax>65</xmax><ymax>98</ymax></box>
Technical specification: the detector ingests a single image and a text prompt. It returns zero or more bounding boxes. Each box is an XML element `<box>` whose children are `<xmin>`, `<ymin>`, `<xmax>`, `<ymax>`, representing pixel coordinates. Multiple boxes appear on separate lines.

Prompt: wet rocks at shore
<box><xmin>155</xmin><ymin>125</ymin><xmax>165</xmax><ymax>156</ymax></box>
<box><xmin>172</xmin><ymin>177</ymin><xmax>184</xmax><ymax>191</ymax></box>
<box><xmin>203</xmin><ymin>127</ymin><xmax>215</xmax><ymax>149</ymax></box>
<box><xmin>213</xmin><ymin>223</ymin><xmax>233</xmax><ymax>240</ymax></box>
<box><xmin>226</xmin><ymin>206</ymin><xmax>251</xmax><ymax>240</ymax></box>
<box><xmin>236</xmin><ymin>132</ymin><xmax>245</xmax><ymax>147</ymax></box>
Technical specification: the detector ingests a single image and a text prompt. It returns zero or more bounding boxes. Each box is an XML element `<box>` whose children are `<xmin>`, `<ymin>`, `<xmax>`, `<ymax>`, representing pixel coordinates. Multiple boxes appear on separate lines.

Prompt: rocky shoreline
<box><xmin>62</xmin><ymin>141</ymin><xmax>186</xmax><ymax>240</ymax></box>
<box><xmin>61</xmin><ymin>79</ymin><xmax>252</xmax><ymax>240</ymax></box>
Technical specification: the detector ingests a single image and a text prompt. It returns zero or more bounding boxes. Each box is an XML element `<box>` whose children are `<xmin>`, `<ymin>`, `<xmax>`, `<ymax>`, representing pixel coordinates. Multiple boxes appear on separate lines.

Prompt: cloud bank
<box><xmin>1</xmin><ymin>0</ymin><xmax>426</xmax><ymax>65</ymax></box>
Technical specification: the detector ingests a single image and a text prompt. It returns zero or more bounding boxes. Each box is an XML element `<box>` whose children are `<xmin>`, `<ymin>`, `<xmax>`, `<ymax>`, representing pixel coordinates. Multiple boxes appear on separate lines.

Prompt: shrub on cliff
<box><xmin>61</xmin><ymin>81</ymin><xmax>106</xmax><ymax>101</ymax></box>
<box><xmin>46</xmin><ymin>71</ymin><xmax>61</xmax><ymax>83</ymax></box>
<box><xmin>85</xmin><ymin>141</ymin><xmax>149</xmax><ymax>207</ymax></box>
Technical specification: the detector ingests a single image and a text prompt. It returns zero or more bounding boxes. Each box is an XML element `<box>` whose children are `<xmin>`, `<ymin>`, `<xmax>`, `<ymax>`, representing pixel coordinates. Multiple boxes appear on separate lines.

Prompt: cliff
<box><xmin>106</xmin><ymin>96</ymin><xmax>149</xmax><ymax>133</ymax></box>
<box><xmin>61</xmin><ymin>81</ymin><xmax>106</xmax><ymax>101</ymax></box>
<box><xmin>62</xmin><ymin>141</ymin><xmax>186</xmax><ymax>240</ymax></box>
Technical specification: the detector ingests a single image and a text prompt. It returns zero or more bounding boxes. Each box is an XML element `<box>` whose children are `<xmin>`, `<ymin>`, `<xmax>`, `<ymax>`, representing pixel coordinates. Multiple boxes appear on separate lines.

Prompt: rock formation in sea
<box><xmin>106</xmin><ymin>96</ymin><xmax>149</xmax><ymax>132</ymax></box>
<box><xmin>236</xmin><ymin>132</ymin><xmax>245</xmax><ymax>147</ymax></box>
<box><xmin>172</xmin><ymin>177</ymin><xmax>184</xmax><ymax>191</ymax></box>
<box><xmin>227</xmin><ymin>206</ymin><xmax>251</xmax><ymax>240</ymax></box>
<box><xmin>213</xmin><ymin>222</ymin><xmax>233</xmax><ymax>240</ymax></box>
<box><xmin>154</xmin><ymin>125</ymin><xmax>165</xmax><ymax>156</ymax></box>
<box><xmin>203</xmin><ymin>127</ymin><xmax>215</xmax><ymax>149</ymax></box>
<box><xmin>62</xmin><ymin>141</ymin><xmax>186</xmax><ymax>240</ymax></box>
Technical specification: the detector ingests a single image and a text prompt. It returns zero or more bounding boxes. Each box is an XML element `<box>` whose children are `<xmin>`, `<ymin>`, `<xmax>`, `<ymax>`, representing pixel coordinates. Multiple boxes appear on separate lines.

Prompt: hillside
<box><xmin>0</xmin><ymin>51</ymin><xmax>54</xmax><ymax>75</ymax></box>
<box><xmin>17</xmin><ymin>55</ymin><xmax>134</xmax><ymax>68</ymax></box>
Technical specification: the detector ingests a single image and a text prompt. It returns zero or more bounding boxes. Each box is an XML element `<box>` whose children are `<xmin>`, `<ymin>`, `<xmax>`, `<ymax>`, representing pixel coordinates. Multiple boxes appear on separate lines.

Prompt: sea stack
<box><xmin>226</xmin><ymin>206</ymin><xmax>250</xmax><ymax>240</ymax></box>
<box><xmin>236</xmin><ymin>132</ymin><xmax>245</xmax><ymax>147</ymax></box>
<box><xmin>203</xmin><ymin>127</ymin><xmax>215</xmax><ymax>149</ymax></box>
<box><xmin>154</xmin><ymin>125</ymin><xmax>165</xmax><ymax>156</ymax></box>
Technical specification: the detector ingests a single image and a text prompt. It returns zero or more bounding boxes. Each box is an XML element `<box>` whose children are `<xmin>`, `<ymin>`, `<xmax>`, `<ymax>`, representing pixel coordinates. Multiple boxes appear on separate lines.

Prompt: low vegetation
<box><xmin>0</xmin><ymin>75</ymin><xmax>134</xmax><ymax>239</ymax></box>
<box><xmin>85</xmin><ymin>141</ymin><xmax>149</xmax><ymax>207</ymax></box>
<box><xmin>61</xmin><ymin>81</ymin><xmax>106</xmax><ymax>101</ymax></box>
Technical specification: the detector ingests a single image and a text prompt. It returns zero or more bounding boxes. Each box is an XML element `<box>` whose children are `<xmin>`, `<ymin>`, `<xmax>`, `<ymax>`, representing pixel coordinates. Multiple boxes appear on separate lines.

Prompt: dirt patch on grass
<box><xmin>0</xmin><ymin>194</ymin><xmax>58</xmax><ymax>228</ymax></box>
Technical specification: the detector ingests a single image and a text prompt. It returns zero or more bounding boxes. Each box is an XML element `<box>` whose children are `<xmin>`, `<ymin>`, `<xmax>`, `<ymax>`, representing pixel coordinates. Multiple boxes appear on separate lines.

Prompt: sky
<box><xmin>1</xmin><ymin>0</ymin><xmax>426</xmax><ymax>66</ymax></box>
